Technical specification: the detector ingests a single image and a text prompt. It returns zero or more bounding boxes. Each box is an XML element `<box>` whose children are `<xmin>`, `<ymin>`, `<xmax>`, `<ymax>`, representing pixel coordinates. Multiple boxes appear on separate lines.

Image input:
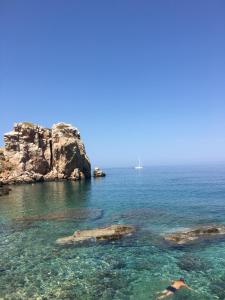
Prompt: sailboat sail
<box><xmin>135</xmin><ymin>158</ymin><xmax>143</xmax><ymax>169</ymax></box>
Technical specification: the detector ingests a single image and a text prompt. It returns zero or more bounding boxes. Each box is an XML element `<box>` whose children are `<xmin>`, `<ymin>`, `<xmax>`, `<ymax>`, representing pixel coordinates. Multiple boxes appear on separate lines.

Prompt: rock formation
<box><xmin>164</xmin><ymin>225</ymin><xmax>225</xmax><ymax>245</ymax></box>
<box><xmin>93</xmin><ymin>167</ymin><xmax>106</xmax><ymax>177</ymax></box>
<box><xmin>56</xmin><ymin>224</ymin><xmax>135</xmax><ymax>245</ymax></box>
<box><xmin>0</xmin><ymin>122</ymin><xmax>91</xmax><ymax>184</ymax></box>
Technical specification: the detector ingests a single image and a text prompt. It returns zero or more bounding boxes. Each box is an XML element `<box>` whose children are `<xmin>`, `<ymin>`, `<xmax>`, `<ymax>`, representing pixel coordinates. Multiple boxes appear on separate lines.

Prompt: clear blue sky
<box><xmin>1</xmin><ymin>0</ymin><xmax>225</xmax><ymax>167</ymax></box>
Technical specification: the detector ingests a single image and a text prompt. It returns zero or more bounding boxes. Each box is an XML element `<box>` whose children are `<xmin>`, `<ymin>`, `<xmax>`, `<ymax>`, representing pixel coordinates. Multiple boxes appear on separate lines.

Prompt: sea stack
<box><xmin>0</xmin><ymin>122</ymin><xmax>91</xmax><ymax>184</ymax></box>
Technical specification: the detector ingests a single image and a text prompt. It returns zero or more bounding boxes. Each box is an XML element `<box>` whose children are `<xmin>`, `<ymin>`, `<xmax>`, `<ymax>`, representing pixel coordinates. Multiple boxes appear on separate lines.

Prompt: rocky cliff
<box><xmin>0</xmin><ymin>122</ymin><xmax>91</xmax><ymax>184</ymax></box>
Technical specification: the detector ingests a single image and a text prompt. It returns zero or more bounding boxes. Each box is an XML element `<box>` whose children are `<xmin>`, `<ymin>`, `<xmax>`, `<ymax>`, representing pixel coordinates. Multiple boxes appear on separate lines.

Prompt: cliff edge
<box><xmin>0</xmin><ymin>122</ymin><xmax>91</xmax><ymax>184</ymax></box>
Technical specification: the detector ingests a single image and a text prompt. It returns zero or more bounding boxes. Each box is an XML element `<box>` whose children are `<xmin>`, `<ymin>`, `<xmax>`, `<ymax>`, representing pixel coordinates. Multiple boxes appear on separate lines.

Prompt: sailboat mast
<box><xmin>135</xmin><ymin>157</ymin><xmax>143</xmax><ymax>169</ymax></box>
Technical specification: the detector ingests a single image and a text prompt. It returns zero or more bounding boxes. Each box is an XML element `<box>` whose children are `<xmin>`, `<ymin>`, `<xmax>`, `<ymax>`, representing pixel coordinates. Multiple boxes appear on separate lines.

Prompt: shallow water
<box><xmin>1</xmin><ymin>165</ymin><xmax>225</xmax><ymax>299</ymax></box>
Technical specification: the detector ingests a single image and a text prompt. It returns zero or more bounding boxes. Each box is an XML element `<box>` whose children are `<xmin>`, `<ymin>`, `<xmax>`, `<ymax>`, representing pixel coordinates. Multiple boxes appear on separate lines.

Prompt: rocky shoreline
<box><xmin>0</xmin><ymin>122</ymin><xmax>91</xmax><ymax>184</ymax></box>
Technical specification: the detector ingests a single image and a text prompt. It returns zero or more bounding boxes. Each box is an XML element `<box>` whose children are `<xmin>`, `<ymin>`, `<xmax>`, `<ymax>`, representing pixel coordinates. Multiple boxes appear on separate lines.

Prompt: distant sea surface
<box><xmin>1</xmin><ymin>165</ymin><xmax>225</xmax><ymax>299</ymax></box>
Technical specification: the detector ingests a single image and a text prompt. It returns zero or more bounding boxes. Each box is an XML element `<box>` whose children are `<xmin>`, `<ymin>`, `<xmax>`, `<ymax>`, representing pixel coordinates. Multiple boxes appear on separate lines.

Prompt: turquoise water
<box><xmin>1</xmin><ymin>165</ymin><xmax>225</xmax><ymax>299</ymax></box>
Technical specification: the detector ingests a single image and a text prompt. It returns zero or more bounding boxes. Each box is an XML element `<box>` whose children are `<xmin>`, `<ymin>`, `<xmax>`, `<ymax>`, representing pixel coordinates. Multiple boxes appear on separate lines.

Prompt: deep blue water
<box><xmin>1</xmin><ymin>165</ymin><xmax>225</xmax><ymax>299</ymax></box>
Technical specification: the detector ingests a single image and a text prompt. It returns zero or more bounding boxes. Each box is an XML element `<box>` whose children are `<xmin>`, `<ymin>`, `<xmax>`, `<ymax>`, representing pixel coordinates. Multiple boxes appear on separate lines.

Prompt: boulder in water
<box><xmin>164</xmin><ymin>225</ymin><xmax>225</xmax><ymax>245</ymax></box>
<box><xmin>93</xmin><ymin>167</ymin><xmax>106</xmax><ymax>178</ymax></box>
<box><xmin>56</xmin><ymin>224</ymin><xmax>135</xmax><ymax>245</ymax></box>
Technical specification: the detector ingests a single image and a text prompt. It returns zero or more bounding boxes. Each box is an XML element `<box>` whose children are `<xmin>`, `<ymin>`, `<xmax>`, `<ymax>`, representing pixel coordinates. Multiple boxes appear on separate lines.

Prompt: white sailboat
<box><xmin>134</xmin><ymin>158</ymin><xmax>143</xmax><ymax>169</ymax></box>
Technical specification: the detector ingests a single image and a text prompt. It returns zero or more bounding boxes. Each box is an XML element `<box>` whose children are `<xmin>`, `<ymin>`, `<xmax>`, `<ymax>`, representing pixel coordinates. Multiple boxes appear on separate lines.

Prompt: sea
<box><xmin>1</xmin><ymin>165</ymin><xmax>225</xmax><ymax>300</ymax></box>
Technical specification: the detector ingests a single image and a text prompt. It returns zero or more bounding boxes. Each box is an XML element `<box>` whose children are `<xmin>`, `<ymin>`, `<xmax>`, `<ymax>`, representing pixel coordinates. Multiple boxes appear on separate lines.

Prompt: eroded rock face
<box><xmin>56</xmin><ymin>224</ymin><xmax>135</xmax><ymax>245</ymax></box>
<box><xmin>164</xmin><ymin>225</ymin><xmax>225</xmax><ymax>245</ymax></box>
<box><xmin>0</xmin><ymin>122</ymin><xmax>91</xmax><ymax>184</ymax></box>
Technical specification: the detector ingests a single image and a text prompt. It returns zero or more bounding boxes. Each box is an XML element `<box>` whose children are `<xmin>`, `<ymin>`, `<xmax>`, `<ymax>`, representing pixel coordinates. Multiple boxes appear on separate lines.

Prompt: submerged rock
<box><xmin>210</xmin><ymin>275</ymin><xmax>225</xmax><ymax>300</ymax></box>
<box><xmin>0</xmin><ymin>181</ymin><xmax>11</xmax><ymax>196</ymax></box>
<box><xmin>0</xmin><ymin>222</ymin><xmax>39</xmax><ymax>234</ymax></box>
<box><xmin>0</xmin><ymin>122</ymin><xmax>91</xmax><ymax>184</ymax></box>
<box><xmin>177</xmin><ymin>254</ymin><xmax>210</xmax><ymax>272</ymax></box>
<box><xmin>56</xmin><ymin>224</ymin><xmax>135</xmax><ymax>245</ymax></box>
<box><xmin>115</xmin><ymin>208</ymin><xmax>165</xmax><ymax>221</ymax></box>
<box><xmin>164</xmin><ymin>225</ymin><xmax>225</xmax><ymax>245</ymax></box>
<box><xmin>110</xmin><ymin>208</ymin><xmax>169</xmax><ymax>229</ymax></box>
<box><xmin>15</xmin><ymin>208</ymin><xmax>103</xmax><ymax>221</ymax></box>
<box><xmin>93</xmin><ymin>167</ymin><xmax>106</xmax><ymax>178</ymax></box>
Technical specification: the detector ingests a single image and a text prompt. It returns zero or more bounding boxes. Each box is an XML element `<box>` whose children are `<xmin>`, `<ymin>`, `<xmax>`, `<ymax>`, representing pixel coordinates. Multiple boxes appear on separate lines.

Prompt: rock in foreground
<box><xmin>56</xmin><ymin>224</ymin><xmax>135</xmax><ymax>245</ymax></box>
<box><xmin>93</xmin><ymin>167</ymin><xmax>106</xmax><ymax>177</ymax></box>
<box><xmin>164</xmin><ymin>225</ymin><xmax>225</xmax><ymax>245</ymax></box>
<box><xmin>0</xmin><ymin>122</ymin><xmax>91</xmax><ymax>184</ymax></box>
